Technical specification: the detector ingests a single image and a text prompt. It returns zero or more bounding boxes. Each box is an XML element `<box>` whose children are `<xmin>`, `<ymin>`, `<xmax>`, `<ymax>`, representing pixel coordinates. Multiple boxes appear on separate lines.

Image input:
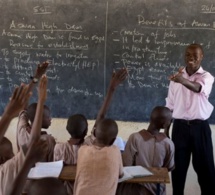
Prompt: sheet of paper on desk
<box><xmin>28</xmin><ymin>160</ymin><xmax>63</xmax><ymax>179</ymax></box>
<box><xmin>118</xmin><ymin>166</ymin><xmax>153</xmax><ymax>183</ymax></box>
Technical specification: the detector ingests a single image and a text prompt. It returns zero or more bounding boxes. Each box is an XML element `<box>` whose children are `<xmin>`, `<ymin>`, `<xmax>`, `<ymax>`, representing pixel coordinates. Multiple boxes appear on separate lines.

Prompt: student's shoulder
<box><xmin>54</xmin><ymin>142</ymin><xmax>67</xmax><ymax>150</ymax></box>
<box><xmin>166</xmin><ymin>138</ymin><xmax>174</xmax><ymax>146</ymax></box>
<box><xmin>2</xmin><ymin>149</ymin><xmax>25</xmax><ymax>172</ymax></box>
<box><xmin>127</xmin><ymin>131</ymin><xmax>142</xmax><ymax>142</ymax></box>
<box><xmin>108</xmin><ymin>145</ymin><xmax>121</xmax><ymax>154</ymax></box>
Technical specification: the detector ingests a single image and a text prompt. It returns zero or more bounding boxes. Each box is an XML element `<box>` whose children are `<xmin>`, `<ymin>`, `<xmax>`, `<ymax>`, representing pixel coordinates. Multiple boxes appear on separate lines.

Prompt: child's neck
<box><xmin>147</xmin><ymin>124</ymin><xmax>160</xmax><ymax>135</ymax></box>
<box><xmin>93</xmin><ymin>139</ymin><xmax>108</xmax><ymax>147</ymax></box>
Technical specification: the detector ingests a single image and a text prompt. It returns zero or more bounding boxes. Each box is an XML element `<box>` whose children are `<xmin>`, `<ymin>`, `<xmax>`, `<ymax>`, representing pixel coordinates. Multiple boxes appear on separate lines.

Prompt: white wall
<box><xmin>5</xmin><ymin>118</ymin><xmax>215</xmax><ymax>195</ymax></box>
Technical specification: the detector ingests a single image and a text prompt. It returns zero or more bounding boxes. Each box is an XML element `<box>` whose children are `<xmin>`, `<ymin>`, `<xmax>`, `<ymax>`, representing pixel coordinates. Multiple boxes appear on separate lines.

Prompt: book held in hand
<box><xmin>28</xmin><ymin>160</ymin><xmax>63</xmax><ymax>179</ymax></box>
<box><xmin>119</xmin><ymin>165</ymin><xmax>153</xmax><ymax>182</ymax></box>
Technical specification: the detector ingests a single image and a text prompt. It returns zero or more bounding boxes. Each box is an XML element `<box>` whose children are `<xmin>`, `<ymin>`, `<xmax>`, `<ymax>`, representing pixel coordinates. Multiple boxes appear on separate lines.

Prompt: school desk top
<box><xmin>59</xmin><ymin>166</ymin><xmax>170</xmax><ymax>184</ymax></box>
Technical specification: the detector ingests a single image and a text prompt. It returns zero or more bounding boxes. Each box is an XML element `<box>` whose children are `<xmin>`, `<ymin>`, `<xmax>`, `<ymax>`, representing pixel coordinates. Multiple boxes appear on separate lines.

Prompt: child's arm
<box><xmin>28</xmin><ymin>75</ymin><xmax>48</xmax><ymax>144</ymax></box>
<box><xmin>24</xmin><ymin>61</ymin><xmax>48</xmax><ymax>109</ymax></box>
<box><xmin>7</xmin><ymin>139</ymin><xmax>48</xmax><ymax>195</ymax></box>
<box><xmin>0</xmin><ymin>84</ymin><xmax>31</xmax><ymax>142</ymax></box>
<box><xmin>93</xmin><ymin>68</ymin><xmax>127</xmax><ymax>132</ymax></box>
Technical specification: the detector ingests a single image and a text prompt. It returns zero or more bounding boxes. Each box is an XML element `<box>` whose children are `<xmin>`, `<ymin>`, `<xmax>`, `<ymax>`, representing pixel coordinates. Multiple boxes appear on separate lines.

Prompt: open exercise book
<box><xmin>28</xmin><ymin>160</ymin><xmax>63</xmax><ymax>179</ymax></box>
<box><xmin>118</xmin><ymin>166</ymin><xmax>153</xmax><ymax>183</ymax></box>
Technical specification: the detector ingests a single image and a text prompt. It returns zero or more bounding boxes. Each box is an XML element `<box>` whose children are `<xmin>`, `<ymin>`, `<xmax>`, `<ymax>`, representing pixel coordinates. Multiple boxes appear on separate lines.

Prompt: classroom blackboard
<box><xmin>0</xmin><ymin>0</ymin><xmax>215</xmax><ymax>122</ymax></box>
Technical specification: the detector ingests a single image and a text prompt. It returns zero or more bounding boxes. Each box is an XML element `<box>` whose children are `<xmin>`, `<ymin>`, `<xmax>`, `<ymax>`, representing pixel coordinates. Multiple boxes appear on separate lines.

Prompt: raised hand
<box><xmin>4</xmin><ymin>84</ymin><xmax>32</xmax><ymax>118</ymax></box>
<box><xmin>110</xmin><ymin>68</ymin><xmax>128</xmax><ymax>89</ymax></box>
<box><xmin>34</xmin><ymin>61</ymin><xmax>49</xmax><ymax>79</ymax></box>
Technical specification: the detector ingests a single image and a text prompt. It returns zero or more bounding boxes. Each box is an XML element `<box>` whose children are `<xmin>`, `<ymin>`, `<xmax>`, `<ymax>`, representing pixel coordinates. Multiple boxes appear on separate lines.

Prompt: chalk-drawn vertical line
<box><xmin>104</xmin><ymin>1</ymin><xmax>108</xmax><ymax>97</ymax></box>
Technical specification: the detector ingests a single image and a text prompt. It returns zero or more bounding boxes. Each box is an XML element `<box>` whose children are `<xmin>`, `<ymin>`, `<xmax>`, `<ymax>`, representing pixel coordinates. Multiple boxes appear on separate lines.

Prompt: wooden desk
<box><xmin>59</xmin><ymin>166</ymin><xmax>170</xmax><ymax>195</ymax></box>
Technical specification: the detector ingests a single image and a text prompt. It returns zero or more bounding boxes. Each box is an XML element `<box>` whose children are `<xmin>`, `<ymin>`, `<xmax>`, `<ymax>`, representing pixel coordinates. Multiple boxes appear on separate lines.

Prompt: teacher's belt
<box><xmin>174</xmin><ymin>119</ymin><xmax>205</xmax><ymax>125</ymax></box>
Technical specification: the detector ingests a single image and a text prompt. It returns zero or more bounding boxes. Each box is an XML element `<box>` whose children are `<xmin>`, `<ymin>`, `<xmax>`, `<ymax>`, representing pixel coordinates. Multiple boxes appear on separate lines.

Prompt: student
<box><xmin>165</xmin><ymin>43</ymin><xmax>215</xmax><ymax>194</ymax></box>
<box><xmin>17</xmin><ymin>102</ymin><xmax>55</xmax><ymax>162</ymax></box>
<box><xmin>54</xmin><ymin>68</ymin><xmax>127</xmax><ymax>195</ymax></box>
<box><xmin>0</xmin><ymin>75</ymin><xmax>47</xmax><ymax>195</ymax></box>
<box><xmin>54</xmin><ymin>114</ymin><xmax>88</xmax><ymax>165</ymax></box>
<box><xmin>74</xmin><ymin>118</ymin><xmax>123</xmax><ymax>195</ymax></box>
<box><xmin>84</xmin><ymin>68</ymin><xmax>128</xmax><ymax>146</ymax></box>
<box><xmin>54</xmin><ymin>114</ymin><xmax>87</xmax><ymax>195</ymax></box>
<box><xmin>119</xmin><ymin>106</ymin><xmax>175</xmax><ymax>195</ymax></box>
<box><xmin>16</xmin><ymin>62</ymin><xmax>56</xmax><ymax>162</ymax></box>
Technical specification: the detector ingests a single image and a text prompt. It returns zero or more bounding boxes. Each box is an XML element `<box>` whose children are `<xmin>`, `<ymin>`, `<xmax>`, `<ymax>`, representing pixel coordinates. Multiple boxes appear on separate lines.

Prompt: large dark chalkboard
<box><xmin>0</xmin><ymin>0</ymin><xmax>215</xmax><ymax>122</ymax></box>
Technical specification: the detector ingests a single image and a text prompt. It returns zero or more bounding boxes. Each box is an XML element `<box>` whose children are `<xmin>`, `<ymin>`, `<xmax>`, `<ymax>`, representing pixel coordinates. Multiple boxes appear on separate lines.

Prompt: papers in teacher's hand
<box><xmin>28</xmin><ymin>160</ymin><xmax>63</xmax><ymax>179</ymax></box>
<box><xmin>118</xmin><ymin>166</ymin><xmax>153</xmax><ymax>183</ymax></box>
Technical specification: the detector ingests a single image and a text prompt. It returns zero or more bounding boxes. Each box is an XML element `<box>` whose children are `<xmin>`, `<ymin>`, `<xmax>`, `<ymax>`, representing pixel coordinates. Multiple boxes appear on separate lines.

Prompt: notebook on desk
<box><xmin>119</xmin><ymin>166</ymin><xmax>153</xmax><ymax>182</ymax></box>
<box><xmin>28</xmin><ymin>160</ymin><xmax>63</xmax><ymax>179</ymax></box>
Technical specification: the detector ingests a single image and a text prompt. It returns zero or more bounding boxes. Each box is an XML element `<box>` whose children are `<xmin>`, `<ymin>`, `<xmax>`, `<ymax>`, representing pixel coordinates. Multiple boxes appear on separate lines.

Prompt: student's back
<box><xmin>74</xmin><ymin>118</ymin><xmax>123</xmax><ymax>195</ymax></box>
<box><xmin>119</xmin><ymin>106</ymin><xmax>175</xmax><ymax>195</ymax></box>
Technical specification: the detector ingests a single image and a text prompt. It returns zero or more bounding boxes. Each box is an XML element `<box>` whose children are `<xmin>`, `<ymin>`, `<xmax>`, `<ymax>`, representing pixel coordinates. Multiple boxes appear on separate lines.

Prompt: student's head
<box><xmin>27</xmin><ymin>103</ymin><xmax>51</xmax><ymax>129</ymax></box>
<box><xmin>28</xmin><ymin>178</ymin><xmax>67</xmax><ymax>195</ymax></box>
<box><xmin>95</xmin><ymin>118</ymin><xmax>118</xmax><ymax>146</ymax></box>
<box><xmin>150</xmin><ymin>106</ymin><xmax>172</xmax><ymax>130</ymax></box>
<box><xmin>0</xmin><ymin>137</ymin><xmax>14</xmax><ymax>164</ymax></box>
<box><xmin>185</xmin><ymin>43</ymin><xmax>203</xmax><ymax>71</ymax></box>
<box><xmin>66</xmin><ymin>114</ymin><xmax>88</xmax><ymax>139</ymax></box>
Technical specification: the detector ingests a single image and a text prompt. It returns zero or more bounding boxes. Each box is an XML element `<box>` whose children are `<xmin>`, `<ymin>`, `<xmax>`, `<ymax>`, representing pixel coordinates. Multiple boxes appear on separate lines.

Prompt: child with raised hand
<box><xmin>0</xmin><ymin>75</ymin><xmax>48</xmax><ymax>195</ymax></box>
<box><xmin>74</xmin><ymin>118</ymin><xmax>123</xmax><ymax>195</ymax></box>
<box><xmin>0</xmin><ymin>83</ymin><xmax>31</xmax><ymax>142</ymax></box>
<box><xmin>16</xmin><ymin>62</ymin><xmax>56</xmax><ymax>162</ymax></box>
<box><xmin>5</xmin><ymin>75</ymin><xmax>48</xmax><ymax>195</ymax></box>
<box><xmin>84</xmin><ymin>67</ymin><xmax>127</xmax><ymax>145</ymax></box>
<box><xmin>54</xmin><ymin>68</ymin><xmax>127</xmax><ymax>195</ymax></box>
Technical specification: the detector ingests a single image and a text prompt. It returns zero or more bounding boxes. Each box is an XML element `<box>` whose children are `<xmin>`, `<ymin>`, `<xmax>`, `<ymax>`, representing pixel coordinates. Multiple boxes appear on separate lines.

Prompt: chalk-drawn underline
<box><xmin>33</xmin><ymin>12</ymin><xmax>52</xmax><ymax>15</ymax></box>
<box><xmin>11</xmin><ymin>29</ymin><xmax>82</xmax><ymax>33</ymax></box>
<box><xmin>16</xmin><ymin>48</ymin><xmax>86</xmax><ymax>50</ymax></box>
<box><xmin>138</xmin><ymin>26</ymin><xmax>215</xmax><ymax>31</ymax></box>
<box><xmin>201</xmin><ymin>12</ymin><xmax>215</xmax><ymax>14</ymax></box>
<box><xmin>10</xmin><ymin>27</ymin><xmax>215</xmax><ymax>33</ymax></box>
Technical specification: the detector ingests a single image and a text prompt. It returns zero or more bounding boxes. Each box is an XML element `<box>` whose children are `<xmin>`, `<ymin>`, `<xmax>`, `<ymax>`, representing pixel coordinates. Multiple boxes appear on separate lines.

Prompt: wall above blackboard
<box><xmin>0</xmin><ymin>0</ymin><xmax>215</xmax><ymax>122</ymax></box>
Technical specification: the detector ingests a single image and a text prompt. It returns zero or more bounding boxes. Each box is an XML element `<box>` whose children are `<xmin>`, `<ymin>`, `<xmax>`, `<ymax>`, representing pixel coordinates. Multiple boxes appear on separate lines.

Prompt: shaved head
<box><xmin>28</xmin><ymin>178</ymin><xmax>67</xmax><ymax>195</ymax></box>
<box><xmin>66</xmin><ymin>114</ymin><xmax>88</xmax><ymax>139</ymax></box>
<box><xmin>95</xmin><ymin>118</ymin><xmax>118</xmax><ymax>146</ymax></box>
<box><xmin>150</xmin><ymin>106</ymin><xmax>172</xmax><ymax>128</ymax></box>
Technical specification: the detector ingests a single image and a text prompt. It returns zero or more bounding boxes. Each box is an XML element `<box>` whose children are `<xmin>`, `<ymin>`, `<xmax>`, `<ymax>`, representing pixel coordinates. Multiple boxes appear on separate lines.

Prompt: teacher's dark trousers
<box><xmin>172</xmin><ymin>119</ymin><xmax>215</xmax><ymax>195</ymax></box>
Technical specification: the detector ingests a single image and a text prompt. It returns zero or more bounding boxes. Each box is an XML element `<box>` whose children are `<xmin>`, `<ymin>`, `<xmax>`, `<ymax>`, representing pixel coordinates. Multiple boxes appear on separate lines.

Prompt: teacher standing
<box><xmin>165</xmin><ymin>43</ymin><xmax>215</xmax><ymax>195</ymax></box>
